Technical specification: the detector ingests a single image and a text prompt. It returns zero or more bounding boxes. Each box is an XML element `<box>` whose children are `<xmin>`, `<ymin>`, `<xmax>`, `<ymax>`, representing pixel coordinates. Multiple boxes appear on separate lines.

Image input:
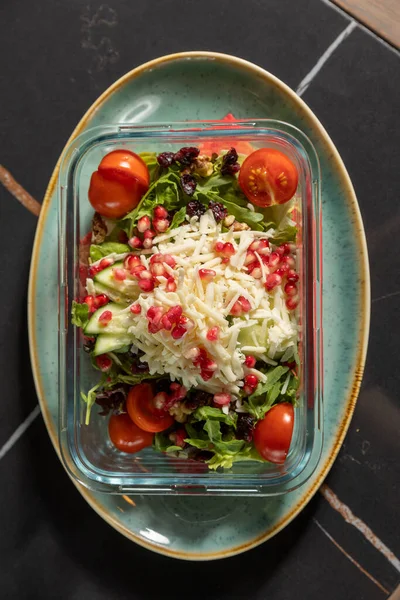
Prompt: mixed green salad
<box><xmin>72</xmin><ymin>142</ymin><xmax>301</xmax><ymax>469</ymax></box>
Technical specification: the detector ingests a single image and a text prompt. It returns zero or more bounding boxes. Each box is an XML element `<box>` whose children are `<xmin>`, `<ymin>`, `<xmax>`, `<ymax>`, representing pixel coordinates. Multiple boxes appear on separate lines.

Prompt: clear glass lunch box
<box><xmin>58</xmin><ymin>120</ymin><xmax>323</xmax><ymax>495</ymax></box>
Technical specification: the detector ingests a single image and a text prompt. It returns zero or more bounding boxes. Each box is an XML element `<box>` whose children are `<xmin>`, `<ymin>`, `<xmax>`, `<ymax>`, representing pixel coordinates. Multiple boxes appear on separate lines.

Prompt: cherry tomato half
<box><xmin>88</xmin><ymin>150</ymin><xmax>149</xmax><ymax>219</ymax></box>
<box><xmin>127</xmin><ymin>382</ymin><xmax>174</xmax><ymax>433</ymax></box>
<box><xmin>108</xmin><ymin>413</ymin><xmax>153</xmax><ymax>454</ymax></box>
<box><xmin>239</xmin><ymin>148</ymin><xmax>298</xmax><ymax>207</ymax></box>
<box><xmin>254</xmin><ymin>402</ymin><xmax>294</xmax><ymax>464</ymax></box>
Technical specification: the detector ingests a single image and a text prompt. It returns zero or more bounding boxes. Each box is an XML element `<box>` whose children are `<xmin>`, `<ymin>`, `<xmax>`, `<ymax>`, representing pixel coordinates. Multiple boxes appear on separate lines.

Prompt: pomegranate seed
<box><xmin>274</xmin><ymin>267</ymin><xmax>286</xmax><ymax>277</ymax></box>
<box><xmin>239</xmin><ymin>296</ymin><xmax>251</xmax><ymax>312</ymax></box>
<box><xmin>130</xmin><ymin>303</ymin><xmax>141</xmax><ymax>314</ymax></box>
<box><xmin>281</xmin><ymin>255</ymin><xmax>295</xmax><ymax>269</ymax></box>
<box><xmin>137</xmin><ymin>215</ymin><xmax>151</xmax><ymax>233</ymax></box>
<box><xmin>186</xmin><ymin>347</ymin><xmax>200</xmax><ymax>360</ymax></box>
<box><xmin>244</xmin><ymin>374</ymin><xmax>258</xmax><ymax>389</ymax></box>
<box><xmin>206</xmin><ymin>326</ymin><xmax>220</xmax><ymax>341</ymax></box>
<box><xmin>222</xmin><ymin>257</ymin><xmax>230</xmax><ymax>264</ymax></box>
<box><xmin>128</xmin><ymin>236</ymin><xmax>143</xmax><ymax>249</ymax></box>
<box><xmin>169</xmin><ymin>428</ymin><xmax>187</xmax><ymax>448</ymax></box>
<box><xmin>124</xmin><ymin>254</ymin><xmax>141</xmax><ymax>271</ymax></box>
<box><xmin>230</xmin><ymin>300</ymin><xmax>243</xmax><ymax>316</ymax></box>
<box><xmin>147</xmin><ymin>306</ymin><xmax>163</xmax><ymax>320</ymax></box>
<box><xmin>169</xmin><ymin>383</ymin><xmax>187</xmax><ymax>402</ymax></box>
<box><xmin>213</xmin><ymin>393</ymin><xmax>231</xmax><ymax>406</ymax></box>
<box><xmin>221</xmin><ymin>242</ymin><xmax>235</xmax><ymax>257</ymax></box>
<box><xmin>171</xmin><ymin>325</ymin><xmax>187</xmax><ymax>339</ymax></box>
<box><xmin>287</xmin><ymin>269</ymin><xmax>299</xmax><ymax>283</ymax></box>
<box><xmin>276</xmin><ymin>245</ymin><xmax>285</xmax><ymax>256</ymax></box>
<box><xmin>163</xmin><ymin>254</ymin><xmax>176</xmax><ymax>268</ymax></box>
<box><xmin>153</xmin><ymin>218</ymin><xmax>169</xmax><ymax>233</ymax></box>
<box><xmin>154</xmin><ymin>205</ymin><xmax>169</xmax><ymax>219</ymax></box>
<box><xmin>98</xmin><ymin>310</ymin><xmax>112</xmax><ymax>326</ymax></box>
<box><xmin>113</xmin><ymin>267</ymin><xmax>127</xmax><ymax>281</ymax></box>
<box><xmin>281</xmin><ymin>242</ymin><xmax>296</xmax><ymax>255</ymax></box>
<box><xmin>200</xmin><ymin>369</ymin><xmax>213</xmax><ymax>381</ymax></box>
<box><xmin>244</xmin><ymin>251</ymin><xmax>256</xmax><ymax>266</ymax></box>
<box><xmin>257</xmin><ymin>239</ymin><xmax>270</xmax><ymax>255</ymax></box>
<box><xmin>214</xmin><ymin>241</ymin><xmax>225</xmax><ymax>252</ymax></box>
<box><xmin>150</xmin><ymin>253</ymin><xmax>163</xmax><ymax>264</ymax></box>
<box><xmin>88</xmin><ymin>265</ymin><xmax>100</xmax><ymax>278</ymax></box>
<box><xmin>95</xmin><ymin>354</ymin><xmax>112</xmax><ymax>372</ymax></box>
<box><xmin>150</xmin><ymin>262</ymin><xmax>168</xmax><ymax>277</ymax></box>
<box><xmin>130</xmin><ymin>265</ymin><xmax>146</xmax><ymax>278</ymax></box>
<box><xmin>165</xmin><ymin>306</ymin><xmax>183</xmax><ymax>324</ymax></box>
<box><xmin>284</xmin><ymin>282</ymin><xmax>298</xmax><ymax>297</ymax></box>
<box><xmin>154</xmin><ymin>392</ymin><xmax>168</xmax><ymax>409</ymax></box>
<box><xmin>204</xmin><ymin>358</ymin><xmax>218</xmax><ymax>371</ymax></box>
<box><xmin>99</xmin><ymin>257</ymin><xmax>114</xmax><ymax>270</ymax></box>
<box><xmin>265</xmin><ymin>273</ymin><xmax>282</xmax><ymax>291</ymax></box>
<box><xmin>286</xmin><ymin>295</ymin><xmax>299</xmax><ymax>310</ymax></box>
<box><xmin>138</xmin><ymin>269</ymin><xmax>153</xmax><ymax>280</ymax></box>
<box><xmin>93</xmin><ymin>294</ymin><xmax>109</xmax><ymax>308</ymax></box>
<box><xmin>83</xmin><ymin>295</ymin><xmax>95</xmax><ymax>313</ymax></box>
<box><xmin>166</xmin><ymin>277</ymin><xmax>177</xmax><ymax>292</ymax></box>
<box><xmin>249</xmin><ymin>239</ymin><xmax>261</xmax><ymax>252</ymax></box>
<box><xmin>269</xmin><ymin>252</ymin><xmax>280</xmax><ymax>268</ymax></box>
<box><xmin>244</xmin><ymin>355</ymin><xmax>256</xmax><ymax>368</ymax></box>
<box><xmin>251</xmin><ymin>267</ymin><xmax>262</xmax><ymax>279</ymax></box>
<box><xmin>246</xmin><ymin>261</ymin><xmax>258</xmax><ymax>273</ymax></box>
<box><xmin>199</xmin><ymin>268</ymin><xmax>216</xmax><ymax>282</ymax></box>
<box><xmin>138</xmin><ymin>279</ymin><xmax>155</xmax><ymax>292</ymax></box>
<box><xmin>143</xmin><ymin>229</ymin><xmax>156</xmax><ymax>240</ymax></box>
<box><xmin>143</xmin><ymin>238</ymin><xmax>153</xmax><ymax>249</ymax></box>
<box><xmin>161</xmin><ymin>314</ymin><xmax>173</xmax><ymax>330</ymax></box>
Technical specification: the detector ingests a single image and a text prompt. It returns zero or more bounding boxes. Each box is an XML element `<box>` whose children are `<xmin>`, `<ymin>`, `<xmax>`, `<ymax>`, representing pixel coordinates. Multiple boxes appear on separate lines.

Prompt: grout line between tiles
<box><xmin>296</xmin><ymin>21</ymin><xmax>357</xmax><ymax>96</ymax></box>
<box><xmin>0</xmin><ymin>405</ymin><xmax>41</xmax><ymax>461</ymax></box>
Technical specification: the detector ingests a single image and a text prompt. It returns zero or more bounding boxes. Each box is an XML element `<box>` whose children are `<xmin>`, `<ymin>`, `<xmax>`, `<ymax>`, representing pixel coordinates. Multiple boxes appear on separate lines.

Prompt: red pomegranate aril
<box><xmin>269</xmin><ymin>252</ymin><xmax>280</xmax><ymax>268</ymax></box>
<box><xmin>143</xmin><ymin>229</ymin><xmax>156</xmax><ymax>240</ymax></box>
<box><xmin>165</xmin><ymin>305</ymin><xmax>183</xmax><ymax>324</ymax></box>
<box><xmin>169</xmin><ymin>383</ymin><xmax>187</xmax><ymax>402</ymax></box>
<box><xmin>193</xmin><ymin>347</ymin><xmax>208</xmax><ymax>366</ymax></box>
<box><xmin>251</xmin><ymin>267</ymin><xmax>262</xmax><ymax>279</ymax></box>
<box><xmin>138</xmin><ymin>279</ymin><xmax>155</xmax><ymax>292</ymax></box>
<box><xmin>171</xmin><ymin>325</ymin><xmax>187</xmax><ymax>339</ymax></box>
<box><xmin>130</xmin><ymin>303</ymin><xmax>141</xmax><ymax>315</ymax></box>
<box><xmin>128</xmin><ymin>236</ymin><xmax>143</xmax><ymax>249</ymax></box>
<box><xmin>257</xmin><ymin>239</ymin><xmax>270</xmax><ymax>255</ymax></box>
<box><xmin>274</xmin><ymin>267</ymin><xmax>286</xmax><ymax>277</ymax></box>
<box><xmin>206</xmin><ymin>326</ymin><xmax>220</xmax><ymax>341</ymax></box>
<box><xmin>265</xmin><ymin>273</ymin><xmax>282</xmax><ymax>291</ymax></box>
<box><xmin>166</xmin><ymin>277</ymin><xmax>177</xmax><ymax>292</ymax></box>
<box><xmin>214</xmin><ymin>241</ymin><xmax>225</xmax><ymax>253</ymax></box>
<box><xmin>204</xmin><ymin>358</ymin><xmax>217</xmax><ymax>371</ymax></box>
<box><xmin>199</xmin><ymin>268</ymin><xmax>216</xmax><ymax>282</ymax></box>
<box><xmin>99</xmin><ymin>310</ymin><xmax>112</xmax><ymax>326</ymax></box>
<box><xmin>150</xmin><ymin>262</ymin><xmax>167</xmax><ymax>277</ymax></box>
<box><xmin>284</xmin><ymin>282</ymin><xmax>298</xmax><ymax>297</ymax></box>
<box><xmin>281</xmin><ymin>242</ymin><xmax>296</xmax><ymax>255</ymax></box>
<box><xmin>239</xmin><ymin>296</ymin><xmax>251</xmax><ymax>313</ymax></box>
<box><xmin>143</xmin><ymin>238</ymin><xmax>153</xmax><ymax>249</ymax></box>
<box><xmin>213</xmin><ymin>393</ymin><xmax>231</xmax><ymax>406</ymax></box>
<box><xmin>244</xmin><ymin>355</ymin><xmax>256</xmax><ymax>368</ymax></box>
<box><xmin>153</xmin><ymin>218</ymin><xmax>169</xmax><ymax>233</ymax></box>
<box><xmin>83</xmin><ymin>295</ymin><xmax>95</xmax><ymax>313</ymax></box>
<box><xmin>161</xmin><ymin>314</ymin><xmax>173</xmax><ymax>330</ymax></box>
<box><xmin>124</xmin><ymin>254</ymin><xmax>141</xmax><ymax>270</ymax></box>
<box><xmin>147</xmin><ymin>306</ymin><xmax>163</xmax><ymax>320</ymax></box>
<box><xmin>137</xmin><ymin>215</ymin><xmax>151</xmax><ymax>233</ymax></box>
<box><xmin>131</xmin><ymin>264</ymin><xmax>146</xmax><ymax>278</ymax></box>
<box><xmin>88</xmin><ymin>265</ymin><xmax>100</xmax><ymax>278</ymax></box>
<box><xmin>244</xmin><ymin>251</ymin><xmax>256</xmax><ymax>266</ymax></box>
<box><xmin>281</xmin><ymin>255</ymin><xmax>295</xmax><ymax>269</ymax></box>
<box><xmin>154</xmin><ymin>205</ymin><xmax>169</xmax><ymax>219</ymax></box>
<box><xmin>187</xmin><ymin>347</ymin><xmax>200</xmax><ymax>361</ymax></box>
<box><xmin>169</xmin><ymin>428</ymin><xmax>187</xmax><ymax>448</ymax></box>
<box><xmin>99</xmin><ymin>257</ymin><xmax>114</xmax><ymax>270</ymax></box>
<box><xmin>249</xmin><ymin>239</ymin><xmax>261</xmax><ymax>252</ymax></box>
<box><xmin>163</xmin><ymin>254</ymin><xmax>176</xmax><ymax>268</ymax></box>
<box><xmin>286</xmin><ymin>295</ymin><xmax>299</xmax><ymax>310</ymax></box>
<box><xmin>246</xmin><ymin>261</ymin><xmax>258</xmax><ymax>273</ymax></box>
<box><xmin>230</xmin><ymin>300</ymin><xmax>243</xmax><ymax>316</ymax></box>
<box><xmin>276</xmin><ymin>245</ymin><xmax>285</xmax><ymax>256</ymax></box>
<box><xmin>138</xmin><ymin>269</ymin><xmax>153</xmax><ymax>280</ymax></box>
<box><xmin>201</xmin><ymin>369</ymin><xmax>213</xmax><ymax>381</ymax></box>
<box><xmin>93</xmin><ymin>294</ymin><xmax>109</xmax><ymax>308</ymax></box>
<box><xmin>245</xmin><ymin>374</ymin><xmax>258</xmax><ymax>388</ymax></box>
<box><xmin>95</xmin><ymin>354</ymin><xmax>112</xmax><ymax>372</ymax></box>
<box><xmin>221</xmin><ymin>242</ymin><xmax>235</xmax><ymax>258</ymax></box>
<box><xmin>113</xmin><ymin>267</ymin><xmax>127</xmax><ymax>281</ymax></box>
<box><xmin>154</xmin><ymin>391</ymin><xmax>168</xmax><ymax>409</ymax></box>
<box><xmin>286</xmin><ymin>269</ymin><xmax>299</xmax><ymax>283</ymax></box>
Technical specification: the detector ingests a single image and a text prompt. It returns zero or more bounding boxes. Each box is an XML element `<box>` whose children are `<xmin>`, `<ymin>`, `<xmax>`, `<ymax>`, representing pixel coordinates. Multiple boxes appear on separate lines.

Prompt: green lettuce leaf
<box><xmin>153</xmin><ymin>432</ymin><xmax>182</xmax><ymax>453</ymax></box>
<box><xmin>71</xmin><ymin>301</ymin><xmax>90</xmax><ymax>329</ymax></box>
<box><xmin>89</xmin><ymin>242</ymin><xmax>130</xmax><ymax>262</ymax></box>
<box><xmin>81</xmin><ymin>382</ymin><xmax>102</xmax><ymax>425</ymax></box>
<box><xmin>243</xmin><ymin>365</ymin><xmax>290</xmax><ymax>420</ymax></box>
<box><xmin>192</xmin><ymin>406</ymin><xmax>237</xmax><ymax>427</ymax></box>
<box><xmin>169</xmin><ymin>206</ymin><xmax>187</xmax><ymax>230</ymax></box>
<box><xmin>207</xmin><ymin>444</ymin><xmax>265</xmax><ymax>470</ymax></box>
<box><xmin>139</xmin><ymin>152</ymin><xmax>160</xmax><ymax>182</ymax></box>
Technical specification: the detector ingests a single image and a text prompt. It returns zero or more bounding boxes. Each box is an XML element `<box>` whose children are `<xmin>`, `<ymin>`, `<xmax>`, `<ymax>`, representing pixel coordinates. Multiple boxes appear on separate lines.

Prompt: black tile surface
<box><xmin>1</xmin><ymin>1</ymin><xmax>399</xmax><ymax>599</ymax></box>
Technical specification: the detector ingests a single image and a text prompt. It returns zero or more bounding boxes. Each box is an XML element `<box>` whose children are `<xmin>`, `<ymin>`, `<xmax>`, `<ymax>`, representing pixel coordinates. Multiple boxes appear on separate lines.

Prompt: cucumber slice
<box><xmin>93</xmin><ymin>282</ymin><xmax>131</xmax><ymax>305</ymax></box>
<box><xmin>84</xmin><ymin>303</ymin><xmax>132</xmax><ymax>335</ymax></box>
<box><xmin>94</xmin><ymin>333</ymin><xmax>133</xmax><ymax>356</ymax></box>
<box><xmin>94</xmin><ymin>262</ymin><xmax>139</xmax><ymax>299</ymax></box>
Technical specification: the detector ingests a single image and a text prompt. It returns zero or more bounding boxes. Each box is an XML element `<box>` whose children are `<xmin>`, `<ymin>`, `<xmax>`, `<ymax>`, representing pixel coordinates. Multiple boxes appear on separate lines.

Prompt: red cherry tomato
<box><xmin>108</xmin><ymin>413</ymin><xmax>153</xmax><ymax>454</ymax></box>
<box><xmin>98</xmin><ymin>150</ymin><xmax>150</xmax><ymax>187</ymax></box>
<box><xmin>253</xmin><ymin>402</ymin><xmax>294</xmax><ymax>464</ymax></box>
<box><xmin>239</xmin><ymin>148</ymin><xmax>298</xmax><ymax>207</ymax></box>
<box><xmin>126</xmin><ymin>383</ymin><xmax>174</xmax><ymax>433</ymax></box>
<box><xmin>88</xmin><ymin>150</ymin><xmax>149</xmax><ymax>219</ymax></box>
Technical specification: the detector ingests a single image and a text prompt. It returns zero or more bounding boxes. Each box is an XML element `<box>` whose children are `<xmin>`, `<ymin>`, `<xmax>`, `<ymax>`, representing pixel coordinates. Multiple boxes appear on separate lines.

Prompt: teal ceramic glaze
<box><xmin>28</xmin><ymin>52</ymin><xmax>370</xmax><ymax>560</ymax></box>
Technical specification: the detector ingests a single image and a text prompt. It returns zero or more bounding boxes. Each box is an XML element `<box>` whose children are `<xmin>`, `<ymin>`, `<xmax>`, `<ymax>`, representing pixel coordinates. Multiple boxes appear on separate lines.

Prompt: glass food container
<box><xmin>58</xmin><ymin>120</ymin><xmax>323</xmax><ymax>495</ymax></box>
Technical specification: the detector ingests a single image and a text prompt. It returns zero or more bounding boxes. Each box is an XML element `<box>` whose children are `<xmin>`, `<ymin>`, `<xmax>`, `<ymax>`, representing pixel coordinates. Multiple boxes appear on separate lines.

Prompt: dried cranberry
<box><xmin>221</xmin><ymin>147</ymin><xmax>240</xmax><ymax>176</ymax></box>
<box><xmin>131</xmin><ymin>360</ymin><xmax>149</xmax><ymax>374</ymax></box>
<box><xmin>157</xmin><ymin>152</ymin><xmax>175</xmax><ymax>168</ymax></box>
<box><xmin>174</xmin><ymin>146</ymin><xmax>200</xmax><ymax>166</ymax></box>
<box><xmin>236</xmin><ymin>414</ymin><xmax>255</xmax><ymax>442</ymax></box>
<box><xmin>185</xmin><ymin>390</ymin><xmax>212</xmax><ymax>410</ymax></box>
<box><xmin>186</xmin><ymin>200</ymin><xmax>206</xmax><ymax>219</ymax></box>
<box><xmin>208</xmin><ymin>200</ymin><xmax>227</xmax><ymax>222</ymax></box>
<box><xmin>180</xmin><ymin>173</ymin><xmax>197</xmax><ymax>196</ymax></box>
<box><xmin>95</xmin><ymin>386</ymin><xmax>127</xmax><ymax>416</ymax></box>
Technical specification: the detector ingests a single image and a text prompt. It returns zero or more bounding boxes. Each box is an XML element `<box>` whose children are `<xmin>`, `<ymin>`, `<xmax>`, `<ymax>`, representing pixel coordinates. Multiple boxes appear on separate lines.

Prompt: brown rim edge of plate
<box><xmin>27</xmin><ymin>51</ymin><xmax>371</xmax><ymax>561</ymax></box>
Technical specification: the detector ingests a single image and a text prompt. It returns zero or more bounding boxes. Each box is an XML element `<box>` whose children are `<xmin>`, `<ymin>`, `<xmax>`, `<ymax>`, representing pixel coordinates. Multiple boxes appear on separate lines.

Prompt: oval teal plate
<box><xmin>28</xmin><ymin>52</ymin><xmax>370</xmax><ymax>560</ymax></box>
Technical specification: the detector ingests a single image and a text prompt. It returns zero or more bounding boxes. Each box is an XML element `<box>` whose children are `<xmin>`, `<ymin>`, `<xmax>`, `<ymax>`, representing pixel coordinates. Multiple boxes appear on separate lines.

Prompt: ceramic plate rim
<box><xmin>27</xmin><ymin>51</ymin><xmax>370</xmax><ymax>560</ymax></box>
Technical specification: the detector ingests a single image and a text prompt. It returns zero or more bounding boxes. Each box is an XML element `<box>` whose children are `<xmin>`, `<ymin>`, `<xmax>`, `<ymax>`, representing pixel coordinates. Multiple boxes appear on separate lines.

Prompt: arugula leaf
<box><xmin>269</xmin><ymin>224</ymin><xmax>297</xmax><ymax>245</ymax></box>
<box><xmin>169</xmin><ymin>206</ymin><xmax>187</xmax><ymax>230</ymax></box>
<box><xmin>81</xmin><ymin>382</ymin><xmax>102</xmax><ymax>425</ymax></box>
<box><xmin>249</xmin><ymin>366</ymin><xmax>289</xmax><ymax>400</ymax></box>
<box><xmin>89</xmin><ymin>242</ymin><xmax>130</xmax><ymax>262</ymax></box>
<box><xmin>206</xmin><ymin>444</ymin><xmax>265</xmax><ymax>470</ymax></box>
<box><xmin>192</xmin><ymin>406</ymin><xmax>237</xmax><ymax>427</ymax></box>
<box><xmin>139</xmin><ymin>152</ymin><xmax>160</xmax><ymax>182</ymax></box>
<box><xmin>71</xmin><ymin>301</ymin><xmax>90</xmax><ymax>329</ymax></box>
<box><xmin>243</xmin><ymin>365</ymin><xmax>291</xmax><ymax>420</ymax></box>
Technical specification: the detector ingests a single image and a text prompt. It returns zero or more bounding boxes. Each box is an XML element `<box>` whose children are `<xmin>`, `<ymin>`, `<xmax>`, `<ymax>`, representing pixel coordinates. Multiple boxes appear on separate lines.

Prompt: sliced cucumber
<box><xmin>93</xmin><ymin>282</ymin><xmax>131</xmax><ymax>305</ymax></box>
<box><xmin>84</xmin><ymin>303</ymin><xmax>132</xmax><ymax>335</ymax></box>
<box><xmin>94</xmin><ymin>333</ymin><xmax>133</xmax><ymax>356</ymax></box>
<box><xmin>94</xmin><ymin>262</ymin><xmax>139</xmax><ymax>299</ymax></box>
